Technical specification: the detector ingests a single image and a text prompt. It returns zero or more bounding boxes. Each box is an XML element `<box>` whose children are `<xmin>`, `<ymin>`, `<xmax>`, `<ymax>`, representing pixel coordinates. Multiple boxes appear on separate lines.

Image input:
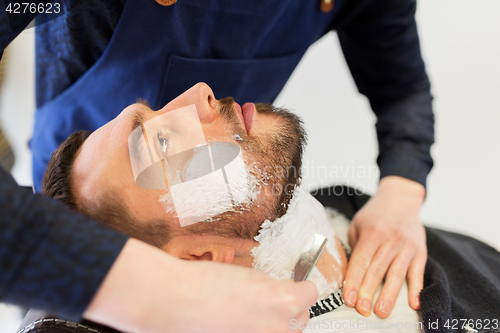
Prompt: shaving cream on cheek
<box><xmin>158</xmin><ymin>141</ymin><xmax>261</xmax><ymax>226</ymax></box>
<box><xmin>251</xmin><ymin>186</ymin><xmax>344</xmax><ymax>301</ymax></box>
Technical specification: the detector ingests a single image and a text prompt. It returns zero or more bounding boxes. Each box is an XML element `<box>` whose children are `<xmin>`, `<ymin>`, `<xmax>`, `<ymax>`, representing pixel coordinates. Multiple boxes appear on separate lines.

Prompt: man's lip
<box><xmin>242</xmin><ymin>102</ymin><xmax>255</xmax><ymax>134</ymax></box>
<box><xmin>233</xmin><ymin>102</ymin><xmax>246</xmax><ymax>132</ymax></box>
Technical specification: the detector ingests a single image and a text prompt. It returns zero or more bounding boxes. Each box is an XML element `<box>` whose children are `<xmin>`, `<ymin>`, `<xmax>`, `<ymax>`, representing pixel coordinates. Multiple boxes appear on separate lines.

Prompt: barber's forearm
<box><xmin>375</xmin><ymin>90</ymin><xmax>435</xmax><ymax>188</ymax></box>
<box><xmin>83</xmin><ymin>239</ymin><xmax>171</xmax><ymax>332</ymax></box>
<box><xmin>0</xmin><ymin>168</ymin><xmax>128</xmax><ymax>319</ymax></box>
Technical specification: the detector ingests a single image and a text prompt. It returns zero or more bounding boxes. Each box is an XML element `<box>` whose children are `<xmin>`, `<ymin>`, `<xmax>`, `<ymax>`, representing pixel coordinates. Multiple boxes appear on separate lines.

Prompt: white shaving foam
<box><xmin>159</xmin><ymin>150</ymin><xmax>260</xmax><ymax>226</ymax></box>
<box><xmin>251</xmin><ymin>186</ymin><xmax>343</xmax><ymax>300</ymax></box>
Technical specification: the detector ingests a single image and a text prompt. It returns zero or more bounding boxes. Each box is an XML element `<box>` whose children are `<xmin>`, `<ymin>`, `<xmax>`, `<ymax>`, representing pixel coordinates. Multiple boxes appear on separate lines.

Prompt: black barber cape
<box><xmin>314</xmin><ymin>186</ymin><xmax>500</xmax><ymax>332</ymax></box>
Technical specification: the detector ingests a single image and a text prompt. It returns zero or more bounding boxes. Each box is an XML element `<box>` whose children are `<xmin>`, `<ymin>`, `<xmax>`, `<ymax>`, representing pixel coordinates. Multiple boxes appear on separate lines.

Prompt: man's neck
<box><xmin>251</xmin><ymin>187</ymin><xmax>348</xmax><ymax>301</ymax></box>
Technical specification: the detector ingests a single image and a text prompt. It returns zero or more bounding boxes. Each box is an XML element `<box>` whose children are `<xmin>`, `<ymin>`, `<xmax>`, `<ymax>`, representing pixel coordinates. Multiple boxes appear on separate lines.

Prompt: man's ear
<box><xmin>162</xmin><ymin>236</ymin><xmax>236</xmax><ymax>264</ymax></box>
<box><xmin>187</xmin><ymin>244</ymin><xmax>236</xmax><ymax>264</ymax></box>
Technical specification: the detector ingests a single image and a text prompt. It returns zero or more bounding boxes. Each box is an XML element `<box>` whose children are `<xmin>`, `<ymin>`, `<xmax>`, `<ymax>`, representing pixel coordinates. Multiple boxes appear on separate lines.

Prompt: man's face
<box><xmin>72</xmin><ymin>83</ymin><xmax>305</xmax><ymax>249</ymax></box>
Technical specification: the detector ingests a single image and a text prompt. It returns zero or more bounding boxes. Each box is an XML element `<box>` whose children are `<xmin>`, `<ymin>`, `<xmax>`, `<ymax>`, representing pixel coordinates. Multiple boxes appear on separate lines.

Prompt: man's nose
<box><xmin>190</xmin><ymin>82</ymin><xmax>217</xmax><ymax>123</ymax></box>
<box><xmin>159</xmin><ymin>82</ymin><xmax>218</xmax><ymax>122</ymax></box>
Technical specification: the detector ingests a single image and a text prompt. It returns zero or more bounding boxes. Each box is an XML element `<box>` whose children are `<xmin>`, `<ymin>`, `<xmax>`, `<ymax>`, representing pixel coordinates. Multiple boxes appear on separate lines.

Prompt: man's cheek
<box><xmin>158</xmin><ymin>143</ymin><xmax>259</xmax><ymax>227</ymax></box>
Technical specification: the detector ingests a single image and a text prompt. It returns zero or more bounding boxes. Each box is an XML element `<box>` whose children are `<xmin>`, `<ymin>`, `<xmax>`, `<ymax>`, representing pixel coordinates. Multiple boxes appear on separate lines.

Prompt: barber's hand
<box><xmin>343</xmin><ymin>176</ymin><xmax>427</xmax><ymax>318</ymax></box>
<box><xmin>84</xmin><ymin>238</ymin><xmax>318</xmax><ymax>333</ymax></box>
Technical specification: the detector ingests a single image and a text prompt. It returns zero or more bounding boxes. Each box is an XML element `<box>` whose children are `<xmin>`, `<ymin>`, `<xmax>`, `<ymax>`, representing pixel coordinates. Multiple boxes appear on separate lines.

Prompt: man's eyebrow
<box><xmin>131</xmin><ymin>98</ymin><xmax>151</xmax><ymax>131</ymax></box>
<box><xmin>131</xmin><ymin>109</ymin><xmax>148</xmax><ymax>132</ymax></box>
<box><xmin>136</xmin><ymin>98</ymin><xmax>150</xmax><ymax>108</ymax></box>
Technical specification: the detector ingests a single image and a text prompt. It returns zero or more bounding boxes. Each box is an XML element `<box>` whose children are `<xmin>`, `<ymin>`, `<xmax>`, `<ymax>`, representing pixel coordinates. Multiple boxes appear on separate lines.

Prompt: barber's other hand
<box><xmin>84</xmin><ymin>238</ymin><xmax>318</xmax><ymax>333</ymax></box>
<box><xmin>343</xmin><ymin>176</ymin><xmax>427</xmax><ymax>318</ymax></box>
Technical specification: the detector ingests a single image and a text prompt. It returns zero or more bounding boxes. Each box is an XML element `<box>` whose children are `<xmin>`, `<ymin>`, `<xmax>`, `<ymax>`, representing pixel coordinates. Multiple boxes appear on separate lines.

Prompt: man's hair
<box><xmin>42</xmin><ymin>130</ymin><xmax>90</xmax><ymax>210</ymax></box>
<box><xmin>42</xmin><ymin>130</ymin><xmax>173</xmax><ymax>247</ymax></box>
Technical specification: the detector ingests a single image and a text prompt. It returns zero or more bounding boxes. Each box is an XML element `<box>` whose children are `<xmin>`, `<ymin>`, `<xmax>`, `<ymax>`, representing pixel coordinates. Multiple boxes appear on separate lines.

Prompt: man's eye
<box><xmin>158</xmin><ymin>136</ymin><xmax>169</xmax><ymax>156</ymax></box>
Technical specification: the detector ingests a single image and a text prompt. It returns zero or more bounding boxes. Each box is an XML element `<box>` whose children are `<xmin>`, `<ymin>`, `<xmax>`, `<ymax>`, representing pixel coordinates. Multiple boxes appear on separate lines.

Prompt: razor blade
<box><xmin>291</xmin><ymin>234</ymin><xmax>328</xmax><ymax>282</ymax></box>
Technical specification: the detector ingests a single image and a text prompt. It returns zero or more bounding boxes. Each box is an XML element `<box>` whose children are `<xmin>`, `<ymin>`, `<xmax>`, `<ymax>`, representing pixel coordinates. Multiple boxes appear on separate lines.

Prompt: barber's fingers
<box><xmin>372</xmin><ymin>247</ymin><xmax>415</xmax><ymax>318</ymax></box>
<box><xmin>355</xmin><ymin>241</ymin><xmax>405</xmax><ymax>317</ymax></box>
<box><xmin>406</xmin><ymin>249</ymin><xmax>427</xmax><ymax>310</ymax></box>
<box><xmin>285</xmin><ymin>280</ymin><xmax>318</xmax><ymax>315</ymax></box>
<box><xmin>342</xmin><ymin>231</ymin><xmax>379</xmax><ymax>308</ymax></box>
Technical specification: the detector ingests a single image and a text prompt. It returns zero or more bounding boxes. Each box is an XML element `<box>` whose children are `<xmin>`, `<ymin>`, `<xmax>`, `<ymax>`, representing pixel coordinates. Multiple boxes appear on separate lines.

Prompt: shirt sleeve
<box><xmin>0</xmin><ymin>168</ymin><xmax>129</xmax><ymax>321</ymax></box>
<box><xmin>337</xmin><ymin>0</ymin><xmax>434</xmax><ymax>188</ymax></box>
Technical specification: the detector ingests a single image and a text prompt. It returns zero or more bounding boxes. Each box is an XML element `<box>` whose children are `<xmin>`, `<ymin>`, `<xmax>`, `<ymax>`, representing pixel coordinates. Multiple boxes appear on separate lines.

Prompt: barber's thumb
<box><xmin>291</xmin><ymin>281</ymin><xmax>318</xmax><ymax>312</ymax></box>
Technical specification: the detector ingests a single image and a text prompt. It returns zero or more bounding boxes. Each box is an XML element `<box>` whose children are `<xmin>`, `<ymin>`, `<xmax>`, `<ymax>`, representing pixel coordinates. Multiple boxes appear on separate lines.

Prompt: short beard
<box><xmin>181</xmin><ymin>98</ymin><xmax>307</xmax><ymax>240</ymax></box>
